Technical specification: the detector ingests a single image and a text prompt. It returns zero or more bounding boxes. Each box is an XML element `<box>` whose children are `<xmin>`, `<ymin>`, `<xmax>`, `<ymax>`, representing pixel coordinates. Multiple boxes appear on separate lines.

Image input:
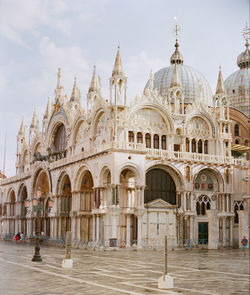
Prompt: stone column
<box><xmin>77</xmin><ymin>217</ymin><xmax>81</xmax><ymax>240</ymax></box>
<box><xmin>92</xmin><ymin>215</ymin><xmax>96</xmax><ymax>243</ymax></box>
<box><xmin>189</xmin><ymin>216</ymin><xmax>194</xmax><ymax>241</ymax></box>
<box><xmin>126</xmin><ymin>214</ymin><xmax>131</xmax><ymax>247</ymax></box>
<box><xmin>137</xmin><ymin>215</ymin><xmax>142</xmax><ymax>249</ymax></box>
<box><xmin>207</xmin><ymin>210</ymin><xmax>219</xmax><ymax>249</ymax></box>
<box><xmin>237</xmin><ymin>210</ymin><xmax>249</xmax><ymax>249</ymax></box>
<box><xmin>96</xmin><ymin>215</ymin><xmax>100</xmax><ymax>244</ymax></box>
<box><xmin>222</xmin><ymin>217</ymin><xmax>226</xmax><ymax>247</ymax></box>
<box><xmin>71</xmin><ymin>217</ymin><xmax>76</xmax><ymax>240</ymax></box>
<box><xmin>27</xmin><ymin>218</ymin><xmax>32</xmax><ymax>237</ymax></box>
<box><xmin>229</xmin><ymin>216</ymin><xmax>233</xmax><ymax>247</ymax></box>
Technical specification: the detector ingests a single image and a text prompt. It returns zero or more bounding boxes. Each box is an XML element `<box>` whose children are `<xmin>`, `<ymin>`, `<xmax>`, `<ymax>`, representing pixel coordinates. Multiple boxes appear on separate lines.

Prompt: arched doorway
<box><xmin>9</xmin><ymin>191</ymin><xmax>16</xmax><ymax>235</ymax></box>
<box><xmin>58</xmin><ymin>174</ymin><xmax>72</xmax><ymax>239</ymax></box>
<box><xmin>33</xmin><ymin>170</ymin><xmax>50</xmax><ymax>237</ymax></box>
<box><xmin>79</xmin><ymin>171</ymin><xmax>94</xmax><ymax>241</ymax></box>
<box><xmin>119</xmin><ymin>168</ymin><xmax>138</xmax><ymax>246</ymax></box>
<box><xmin>19</xmin><ymin>185</ymin><xmax>28</xmax><ymax>235</ymax></box>
<box><xmin>145</xmin><ymin>168</ymin><xmax>176</xmax><ymax>205</ymax></box>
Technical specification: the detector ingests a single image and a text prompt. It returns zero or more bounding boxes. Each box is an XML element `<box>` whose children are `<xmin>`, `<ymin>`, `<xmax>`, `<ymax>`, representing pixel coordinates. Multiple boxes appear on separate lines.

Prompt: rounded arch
<box><xmin>146</xmin><ymin>162</ymin><xmax>185</xmax><ymax>192</ymax></box>
<box><xmin>185</xmin><ymin>112</ymin><xmax>217</xmax><ymax>138</ymax></box>
<box><xmin>90</xmin><ymin>107</ymin><xmax>109</xmax><ymax>138</ymax></box>
<box><xmin>145</xmin><ymin>168</ymin><xmax>176</xmax><ymax>204</ymax></box>
<box><xmin>47</xmin><ymin>115</ymin><xmax>68</xmax><ymax>150</ymax></box>
<box><xmin>73</xmin><ymin>165</ymin><xmax>95</xmax><ymax>191</ymax></box>
<box><xmin>99</xmin><ymin>164</ymin><xmax>112</xmax><ymax>187</ymax></box>
<box><xmin>193</xmin><ymin>167</ymin><xmax>224</xmax><ymax>192</ymax></box>
<box><xmin>117</xmin><ymin>163</ymin><xmax>142</xmax><ymax>186</ymax></box>
<box><xmin>17</xmin><ymin>183</ymin><xmax>28</xmax><ymax>202</ymax></box>
<box><xmin>56</xmin><ymin>171</ymin><xmax>72</xmax><ymax>196</ymax></box>
<box><xmin>128</xmin><ymin>103</ymin><xmax>174</xmax><ymax>134</ymax></box>
<box><xmin>33</xmin><ymin>169</ymin><xmax>50</xmax><ymax>198</ymax></box>
<box><xmin>73</xmin><ymin>118</ymin><xmax>85</xmax><ymax>145</ymax></box>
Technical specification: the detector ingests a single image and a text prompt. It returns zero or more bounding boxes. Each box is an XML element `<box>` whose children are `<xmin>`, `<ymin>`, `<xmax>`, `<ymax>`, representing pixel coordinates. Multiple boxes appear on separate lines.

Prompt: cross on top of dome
<box><xmin>170</xmin><ymin>18</ymin><xmax>184</xmax><ymax>65</ymax></box>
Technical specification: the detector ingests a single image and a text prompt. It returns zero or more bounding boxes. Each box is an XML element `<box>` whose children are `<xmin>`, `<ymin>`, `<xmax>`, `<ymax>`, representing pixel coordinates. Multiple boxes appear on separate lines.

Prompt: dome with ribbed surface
<box><xmin>224</xmin><ymin>40</ymin><xmax>250</xmax><ymax>117</ymax></box>
<box><xmin>145</xmin><ymin>64</ymin><xmax>213</xmax><ymax>106</ymax></box>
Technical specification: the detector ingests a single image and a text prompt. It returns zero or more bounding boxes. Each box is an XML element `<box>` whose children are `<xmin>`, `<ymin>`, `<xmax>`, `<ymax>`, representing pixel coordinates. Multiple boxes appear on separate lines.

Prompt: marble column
<box><xmin>189</xmin><ymin>216</ymin><xmax>194</xmax><ymax>241</ymax></box>
<box><xmin>137</xmin><ymin>215</ymin><xmax>142</xmax><ymax>249</ymax></box>
<box><xmin>222</xmin><ymin>217</ymin><xmax>226</xmax><ymax>247</ymax></box>
<box><xmin>92</xmin><ymin>215</ymin><xmax>96</xmax><ymax>243</ymax></box>
<box><xmin>207</xmin><ymin>210</ymin><xmax>219</xmax><ymax>249</ymax></box>
<box><xmin>237</xmin><ymin>210</ymin><xmax>249</xmax><ymax>249</ymax></box>
<box><xmin>229</xmin><ymin>217</ymin><xmax>233</xmax><ymax>247</ymax></box>
<box><xmin>71</xmin><ymin>217</ymin><xmax>76</xmax><ymax>240</ymax></box>
<box><xmin>96</xmin><ymin>215</ymin><xmax>100</xmax><ymax>244</ymax></box>
<box><xmin>126</xmin><ymin>214</ymin><xmax>131</xmax><ymax>247</ymax></box>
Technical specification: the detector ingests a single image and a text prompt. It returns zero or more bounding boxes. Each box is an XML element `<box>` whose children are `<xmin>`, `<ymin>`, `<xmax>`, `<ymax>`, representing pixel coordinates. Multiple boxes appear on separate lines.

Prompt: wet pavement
<box><xmin>0</xmin><ymin>240</ymin><xmax>249</xmax><ymax>295</ymax></box>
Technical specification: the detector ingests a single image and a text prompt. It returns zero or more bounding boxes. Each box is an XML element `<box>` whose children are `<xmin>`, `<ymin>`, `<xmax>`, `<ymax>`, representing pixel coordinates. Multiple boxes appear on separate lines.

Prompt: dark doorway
<box><xmin>198</xmin><ymin>222</ymin><xmax>208</xmax><ymax>244</ymax></box>
<box><xmin>145</xmin><ymin>169</ymin><xmax>176</xmax><ymax>204</ymax></box>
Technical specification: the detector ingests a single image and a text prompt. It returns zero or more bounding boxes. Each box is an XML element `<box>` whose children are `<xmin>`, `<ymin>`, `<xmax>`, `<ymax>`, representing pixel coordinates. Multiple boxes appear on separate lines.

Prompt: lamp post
<box><xmin>25</xmin><ymin>187</ymin><xmax>54</xmax><ymax>262</ymax></box>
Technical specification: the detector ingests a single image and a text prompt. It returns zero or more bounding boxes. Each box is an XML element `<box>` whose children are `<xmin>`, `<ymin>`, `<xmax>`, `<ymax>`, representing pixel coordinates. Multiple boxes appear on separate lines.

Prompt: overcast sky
<box><xmin>0</xmin><ymin>0</ymin><xmax>249</xmax><ymax>177</ymax></box>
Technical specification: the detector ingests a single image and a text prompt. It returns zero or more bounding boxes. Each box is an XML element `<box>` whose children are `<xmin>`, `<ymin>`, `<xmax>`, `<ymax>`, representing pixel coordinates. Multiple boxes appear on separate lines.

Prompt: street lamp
<box><xmin>25</xmin><ymin>187</ymin><xmax>54</xmax><ymax>262</ymax></box>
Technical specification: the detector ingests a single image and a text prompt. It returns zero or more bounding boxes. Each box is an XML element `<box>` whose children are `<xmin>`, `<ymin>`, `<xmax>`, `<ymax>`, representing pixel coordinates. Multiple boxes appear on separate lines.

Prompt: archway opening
<box><xmin>145</xmin><ymin>168</ymin><xmax>176</xmax><ymax>205</ymax></box>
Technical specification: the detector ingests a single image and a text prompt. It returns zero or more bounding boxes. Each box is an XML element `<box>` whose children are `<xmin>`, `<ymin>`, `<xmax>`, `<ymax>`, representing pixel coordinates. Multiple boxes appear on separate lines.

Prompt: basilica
<box><xmin>0</xmin><ymin>28</ymin><xmax>249</xmax><ymax>250</ymax></box>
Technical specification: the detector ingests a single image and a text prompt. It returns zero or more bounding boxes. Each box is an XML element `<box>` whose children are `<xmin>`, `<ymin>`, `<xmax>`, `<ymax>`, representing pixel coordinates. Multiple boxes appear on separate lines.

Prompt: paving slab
<box><xmin>0</xmin><ymin>240</ymin><xmax>249</xmax><ymax>295</ymax></box>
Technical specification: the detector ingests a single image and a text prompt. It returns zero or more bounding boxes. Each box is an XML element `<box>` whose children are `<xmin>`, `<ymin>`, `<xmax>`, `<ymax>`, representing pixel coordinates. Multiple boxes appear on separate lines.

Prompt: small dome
<box><xmin>237</xmin><ymin>41</ymin><xmax>250</xmax><ymax>69</ymax></box>
<box><xmin>224</xmin><ymin>68</ymin><xmax>250</xmax><ymax>116</ymax></box>
<box><xmin>145</xmin><ymin>64</ymin><xmax>213</xmax><ymax>106</ymax></box>
<box><xmin>224</xmin><ymin>37</ymin><xmax>250</xmax><ymax>117</ymax></box>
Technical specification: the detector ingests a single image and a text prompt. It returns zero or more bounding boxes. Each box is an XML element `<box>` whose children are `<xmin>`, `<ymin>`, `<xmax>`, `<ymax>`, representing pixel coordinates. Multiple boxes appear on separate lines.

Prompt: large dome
<box><xmin>144</xmin><ymin>40</ymin><xmax>213</xmax><ymax>106</ymax></box>
<box><xmin>224</xmin><ymin>40</ymin><xmax>250</xmax><ymax>116</ymax></box>
<box><xmin>149</xmin><ymin>65</ymin><xmax>213</xmax><ymax>105</ymax></box>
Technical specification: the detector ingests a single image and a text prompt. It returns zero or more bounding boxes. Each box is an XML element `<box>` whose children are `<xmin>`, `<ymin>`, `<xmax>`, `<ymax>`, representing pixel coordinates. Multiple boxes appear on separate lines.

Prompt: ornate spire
<box><xmin>237</xmin><ymin>23</ymin><xmax>250</xmax><ymax>69</ymax></box>
<box><xmin>44</xmin><ymin>98</ymin><xmax>50</xmax><ymax>119</ymax></box>
<box><xmin>30</xmin><ymin>108</ymin><xmax>39</xmax><ymax>129</ymax></box>
<box><xmin>88</xmin><ymin>66</ymin><xmax>98</xmax><ymax>93</ymax></box>
<box><xmin>170</xmin><ymin>19</ymin><xmax>184</xmax><ymax>65</ymax></box>
<box><xmin>55</xmin><ymin>68</ymin><xmax>64</xmax><ymax>99</ymax></box>
<box><xmin>57</xmin><ymin>67</ymin><xmax>62</xmax><ymax>88</ymax></box>
<box><xmin>170</xmin><ymin>63</ymin><xmax>181</xmax><ymax>87</ymax></box>
<box><xmin>19</xmin><ymin>117</ymin><xmax>25</xmax><ymax>135</ymax></box>
<box><xmin>71</xmin><ymin>76</ymin><xmax>81</xmax><ymax>101</ymax></box>
<box><xmin>216</xmin><ymin>66</ymin><xmax>225</xmax><ymax>94</ymax></box>
<box><xmin>112</xmin><ymin>45</ymin><xmax>124</xmax><ymax>76</ymax></box>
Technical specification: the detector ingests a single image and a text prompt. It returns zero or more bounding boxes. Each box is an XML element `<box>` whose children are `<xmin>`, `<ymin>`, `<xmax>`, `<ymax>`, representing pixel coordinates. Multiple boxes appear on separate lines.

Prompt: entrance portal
<box><xmin>198</xmin><ymin>222</ymin><xmax>208</xmax><ymax>244</ymax></box>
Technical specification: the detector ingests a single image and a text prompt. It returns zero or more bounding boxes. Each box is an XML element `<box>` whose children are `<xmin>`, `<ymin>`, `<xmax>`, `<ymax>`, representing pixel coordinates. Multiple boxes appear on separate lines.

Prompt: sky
<box><xmin>0</xmin><ymin>0</ymin><xmax>249</xmax><ymax>177</ymax></box>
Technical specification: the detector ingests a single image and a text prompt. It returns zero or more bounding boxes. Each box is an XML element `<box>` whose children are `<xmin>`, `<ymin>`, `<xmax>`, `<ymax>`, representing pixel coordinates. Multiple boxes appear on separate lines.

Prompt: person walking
<box><xmin>241</xmin><ymin>236</ymin><xmax>248</xmax><ymax>256</ymax></box>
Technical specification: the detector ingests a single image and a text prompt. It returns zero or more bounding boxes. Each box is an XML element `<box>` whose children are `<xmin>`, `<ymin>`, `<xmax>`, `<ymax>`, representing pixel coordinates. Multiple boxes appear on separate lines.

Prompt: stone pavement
<box><xmin>0</xmin><ymin>240</ymin><xmax>249</xmax><ymax>295</ymax></box>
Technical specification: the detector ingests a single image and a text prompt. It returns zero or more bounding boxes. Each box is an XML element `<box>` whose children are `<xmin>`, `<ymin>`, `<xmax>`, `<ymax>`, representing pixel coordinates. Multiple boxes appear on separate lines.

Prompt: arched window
<box><xmin>128</xmin><ymin>131</ymin><xmax>134</xmax><ymax>142</ymax></box>
<box><xmin>204</xmin><ymin>140</ymin><xmax>208</xmax><ymax>154</ymax></box>
<box><xmin>186</xmin><ymin>138</ymin><xmax>190</xmax><ymax>152</ymax></box>
<box><xmin>196</xmin><ymin>196</ymin><xmax>211</xmax><ymax>216</ymax></box>
<box><xmin>137</xmin><ymin>132</ymin><xmax>143</xmax><ymax>143</ymax></box>
<box><xmin>192</xmin><ymin>139</ymin><xmax>196</xmax><ymax>153</ymax></box>
<box><xmin>145</xmin><ymin>133</ymin><xmax>151</xmax><ymax>148</ymax></box>
<box><xmin>198</xmin><ymin>140</ymin><xmax>202</xmax><ymax>153</ymax></box>
<box><xmin>10</xmin><ymin>192</ymin><xmax>15</xmax><ymax>216</ymax></box>
<box><xmin>153</xmin><ymin>134</ymin><xmax>159</xmax><ymax>149</ymax></box>
<box><xmin>234</xmin><ymin>203</ymin><xmax>239</xmax><ymax>224</ymax></box>
<box><xmin>145</xmin><ymin>169</ymin><xmax>176</xmax><ymax>204</ymax></box>
<box><xmin>235</xmin><ymin>139</ymin><xmax>239</xmax><ymax>144</ymax></box>
<box><xmin>234</xmin><ymin>124</ymin><xmax>239</xmax><ymax>137</ymax></box>
<box><xmin>225</xmin><ymin>124</ymin><xmax>228</xmax><ymax>133</ymax></box>
<box><xmin>161</xmin><ymin>135</ymin><xmax>166</xmax><ymax>150</ymax></box>
<box><xmin>54</xmin><ymin>124</ymin><xmax>66</xmax><ymax>152</ymax></box>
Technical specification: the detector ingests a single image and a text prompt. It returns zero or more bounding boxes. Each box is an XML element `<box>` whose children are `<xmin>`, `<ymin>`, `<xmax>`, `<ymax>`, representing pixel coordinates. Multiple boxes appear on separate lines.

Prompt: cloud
<box><xmin>0</xmin><ymin>0</ymin><xmax>72</xmax><ymax>47</ymax></box>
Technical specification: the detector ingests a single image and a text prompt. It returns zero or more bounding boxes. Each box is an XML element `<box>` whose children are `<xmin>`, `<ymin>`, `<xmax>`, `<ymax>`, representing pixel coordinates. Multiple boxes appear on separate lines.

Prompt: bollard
<box><xmin>62</xmin><ymin>231</ymin><xmax>73</xmax><ymax>269</ymax></box>
<box><xmin>158</xmin><ymin>235</ymin><xmax>174</xmax><ymax>289</ymax></box>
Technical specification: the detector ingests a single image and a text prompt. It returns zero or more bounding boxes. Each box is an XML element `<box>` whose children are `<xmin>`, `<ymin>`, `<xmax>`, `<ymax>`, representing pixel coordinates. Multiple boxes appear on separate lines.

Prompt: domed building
<box><xmin>0</xmin><ymin>33</ymin><xmax>249</xmax><ymax>251</ymax></box>
<box><xmin>225</xmin><ymin>36</ymin><xmax>250</xmax><ymax>116</ymax></box>
<box><xmin>145</xmin><ymin>40</ymin><xmax>213</xmax><ymax>106</ymax></box>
